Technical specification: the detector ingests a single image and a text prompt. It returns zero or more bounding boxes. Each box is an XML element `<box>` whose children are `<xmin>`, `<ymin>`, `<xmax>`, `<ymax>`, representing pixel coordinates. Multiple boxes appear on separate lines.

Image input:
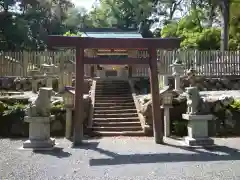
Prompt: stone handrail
<box><xmin>128</xmin><ymin>79</ymin><xmax>152</xmax><ymax>135</ymax></box>
<box><xmin>87</xmin><ymin>79</ymin><xmax>97</xmax><ymax>128</ymax></box>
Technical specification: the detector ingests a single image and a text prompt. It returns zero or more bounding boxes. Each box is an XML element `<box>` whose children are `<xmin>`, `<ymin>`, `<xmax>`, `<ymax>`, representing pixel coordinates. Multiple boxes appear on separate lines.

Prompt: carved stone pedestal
<box><xmin>182</xmin><ymin>114</ymin><xmax>214</xmax><ymax>146</ymax></box>
<box><xmin>23</xmin><ymin>116</ymin><xmax>55</xmax><ymax>149</ymax></box>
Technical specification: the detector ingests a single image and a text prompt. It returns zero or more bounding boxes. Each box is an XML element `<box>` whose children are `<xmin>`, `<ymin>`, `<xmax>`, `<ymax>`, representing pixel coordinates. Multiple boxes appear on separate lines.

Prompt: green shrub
<box><xmin>3</xmin><ymin>103</ymin><xmax>26</xmax><ymax>118</ymax></box>
<box><xmin>0</xmin><ymin>101</ymin><xmax>66</xmax><ymax>137</ymax></box>
<box><xmin>230</xmin><ymin>100</ymin><xmax>240</xmax><ymax>110</ymax></box>
<box><xmin>0</xmin><ymin>101</ymin><xmax>7</xmax><ymax>114</ymax></box>
<box><xmin>172</xmin><ymin>120</ymin><xmax>188</xmax><ymax>136</ymax></box>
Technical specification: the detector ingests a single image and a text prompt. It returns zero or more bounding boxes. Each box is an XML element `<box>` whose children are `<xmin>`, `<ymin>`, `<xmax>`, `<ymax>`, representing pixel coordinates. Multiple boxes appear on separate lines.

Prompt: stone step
<box><xmin>95</xmin><ymin>87</ymin><xmax>130</xmax><ymax>90</ymax></box>
<box><xmin>94</xmin><ymin>106</ymin><xmax>135</xmax><ymax>110</ymax></box>
<box><xmin>93</xmin><ymin>113</ymin><xmax>138</xmax><ymax>118</ymax></box>
<box><xmin>95</xmin><ymin>89</ymin><xmax>131</xmax><ymax>92</ymax></box>
<box><xmin>94</xmin><ymin>109</ymin><xmax>137</xmax><ymax>114</ymax></box>
<box><xmin>91</xmin><ymin>126</ymin><xmax>142</xmax><ymax>132</ymax></box>
<box><xmin>95</xmin><ymin>89</ymin><xmax>132</xmax><ymax>94</ymax></box>
<box><xmin>93</xmin><ymin>121</ymin><xmax>141</xmax><ymax>127</ymax></box>
<box><xmin>97</xmin><ymin>85</ymin><xmax>129</xmax><ymax>87</ymax></box>
<box><xmin>96</xmin><ymin>83</ymin><xmax>129</xmax><ymax>86</ymax></box>
<box><xmin>95</xmin><ymin>94</ymin><xmax>132</xmax><ymax>98</ymax></box>
<box><xmin>96</xmin><ymin>85</ymin><xmax>129</xmax><ymax>88</ymax></box>
<box><xmin>95</xmin><ymin>93</ymin><xmax>132</xmax><ymax>96</ymax></box>
<box><xmin>94</xmin><ymin>102</ymin><xmax>135</xmax><ymax>107</ymax></box>
<box><xmin>97</xmin><ymin>80</ymin><xmax>128</xmax><ymax>82</ymax></box>
<box><xmin>95</xmin><ymin>96</ymin><xmax>133</xmax><ymax>100</ymax></box>
<box><xmin>97</xmin><ymin>82</ymin><xmax>129</xmax><ymax>84</ymax></box>
<box><xmin>96</xmin><ymin>84</ymin><xmax>129</xmax><ymax>86</ymax></box>
<box><xmin>92</xmin><ymin>117</ymin><xmax>139</xmax><ymax>123</ymax></box>
<box><xmin>90</xmin><ymin>130</ymin><xmax>145</xmax><ymax>136</ymax></box>
<box><xmin>94</xmin><ymin>99</ymin><xmax>134</xmax><ymax>103</ymax></box>
<box><xmin>96</xmin><ymin>89</ymin><xmax>130</xmax><ymax>91</ymax></box>
<box><xmin>93</xmin><ymin>117</ymin><xmax>139</xmax><ymax>121</ymax></box>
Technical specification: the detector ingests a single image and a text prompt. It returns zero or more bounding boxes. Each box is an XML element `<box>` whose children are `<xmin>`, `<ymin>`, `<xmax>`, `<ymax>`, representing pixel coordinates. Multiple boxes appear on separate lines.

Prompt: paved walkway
<box><xmin>0</xmin><ymin>137</ymin><xmax>240</xmax><ymax>180</ymax></box>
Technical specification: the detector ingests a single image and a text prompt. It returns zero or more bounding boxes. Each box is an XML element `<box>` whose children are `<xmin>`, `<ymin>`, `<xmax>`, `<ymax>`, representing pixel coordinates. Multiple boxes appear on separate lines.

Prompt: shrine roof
<box><xmin>81</xmin><ymin>31</ymin><xmax>143</xmax><ymax>39</ymax></box>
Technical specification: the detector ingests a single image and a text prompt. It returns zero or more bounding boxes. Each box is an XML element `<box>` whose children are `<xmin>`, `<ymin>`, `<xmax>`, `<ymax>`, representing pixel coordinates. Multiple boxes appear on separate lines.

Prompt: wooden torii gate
<box><xmin>48</xmin><ymin>36</ymin><xmax>180</xmax><ymax>145</ymax></box>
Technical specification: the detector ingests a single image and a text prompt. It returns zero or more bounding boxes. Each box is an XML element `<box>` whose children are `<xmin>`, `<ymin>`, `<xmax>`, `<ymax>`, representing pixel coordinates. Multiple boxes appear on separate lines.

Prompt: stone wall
<box><xmin>0</xmin><ymin>77</ymin><xmax>92</xmax><ymax>93</ymax></box>
<box><xmin>132</xmin><ymin>75</ymin><xmax>240</xmax><ymax>92</ymax></box>
<box><xmin>132</xmin><ymin>77</ymin><xmax>240</xmax><ymax>137</ymax></box>
<box><xmin>136</xmin><ymin>92</ymin><xmax>240</xmax><ymax>137</ymax></box>
<box><xmin>0</xmin><ymin>94</ymin><xmax>92</xmax><ymax>137</ymax></box>
<box><xmin>176</xmin><ymin>75</ymin><xmax>240</xmax><ymax>91</ymax></box>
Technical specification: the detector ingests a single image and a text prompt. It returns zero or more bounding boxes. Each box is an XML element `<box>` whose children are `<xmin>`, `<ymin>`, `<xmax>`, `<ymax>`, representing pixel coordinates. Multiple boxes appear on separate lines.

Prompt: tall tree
<box><xmin>88</xmin><ymin>0</ymin><xmax>153</xmax><ymax>29</ymax></box>
<box><xmin>0</xmin><ymin>0</ymin><xmax>74</xmax><ymax>50</ymax></box>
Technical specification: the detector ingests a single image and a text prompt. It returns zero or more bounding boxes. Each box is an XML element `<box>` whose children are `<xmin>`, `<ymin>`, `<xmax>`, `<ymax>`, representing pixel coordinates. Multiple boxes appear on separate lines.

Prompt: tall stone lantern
<box><xmin>171</xmin><ymin>59</ymin><xmax>184</xmax><ymax>93</ymax></box>
<box><xmin>59</xmin><ymin>86</ymin><xmax>75</xmax><ymax>139</ymax></box>
<box><xmin>41</xmin><ymin>64</ymin><xmax>56</xmax><ymax>88</ymax></box>
<box><xmin>29</xmin><ymin>69</ymin><xmax>41</xmax><ymax>93</ymax></box>
<box><xmin>159</xmin><ymin>86</ymin><xmax>174</xmax><ymax>137</ymax></box>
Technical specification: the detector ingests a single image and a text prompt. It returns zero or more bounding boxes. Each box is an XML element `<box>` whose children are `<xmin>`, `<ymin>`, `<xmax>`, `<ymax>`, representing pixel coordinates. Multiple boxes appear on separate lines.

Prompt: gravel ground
<box><xmin>0</xmin><ymin>137</ymin><xmax>240</xmax><ymax>180</ymax></box>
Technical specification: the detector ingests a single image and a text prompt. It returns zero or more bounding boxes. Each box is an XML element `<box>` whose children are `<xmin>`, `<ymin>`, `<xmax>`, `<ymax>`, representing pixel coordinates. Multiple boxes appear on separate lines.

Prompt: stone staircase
<box><xmin>91</xmin><ymin>80</ymin><xmax>144</xmax><ymax>136</ymax></box>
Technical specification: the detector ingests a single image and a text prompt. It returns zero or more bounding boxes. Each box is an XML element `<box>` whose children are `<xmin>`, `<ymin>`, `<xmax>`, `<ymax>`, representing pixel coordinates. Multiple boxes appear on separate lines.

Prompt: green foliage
<box><xmin>172</xmin><ymin>120</ymin><xmax>188</xmax><ymax>136</ymax></box>
<box><xmin>230</xmin><ymin>100</ymin><xmax>240</xmax><ymax>110</ymax></box>
<box><xmin>0</xmin><ymin>0</ymin><xmax>75</xmax><ymax>50</ymax></box>
<box><xmin>161</xmin><ymin>23</ymin><xmax>178</xmax><ymax>37</ymax></box>
<box><xmin>161</xmin><ymin>9</ymin><xmax>221</xmax><ymax>50</ymax></box>
<box><xmin>229</xmin><ymin>2</ymin><xmax>240</xmax><ymax>50</ymax></box>
<box><xmin>88</xmin><ymin>0</ymin><xmax>153</xmax><ymax>29</ymax></box>
<box><xmin>3</xmin><ymin>103</ymin><xmax>26</xmax><ymax>118</ymax></box>
<box><xmin>0</xmin><ymin>101</ymin><xmax>66</xmax><ymax>137</ymax></box>
<box><xmin>0</xmin><ymin>101</ymin><xmax>7</xmax><ymax>114</ymax></box>
<box><xmin>0</xmin><ymin>0</ymin><xmax>240</xmax><ymax>50</ymax></box>
<box><xmin>63</xmin><ymin>31</ymin><xmax>82</xmax><ymax>37</ymax></box>
<box><xmin>51</xmin><ymin>101</ymin><xmax>65</xmax><ymax>111</ymax></box>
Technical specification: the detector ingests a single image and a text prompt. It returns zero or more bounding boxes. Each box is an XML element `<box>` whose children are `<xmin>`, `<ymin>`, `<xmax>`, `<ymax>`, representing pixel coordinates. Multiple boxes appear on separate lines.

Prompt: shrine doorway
<box><xmin>48</xmin><ymin>36</ymin><xmax>180</xmax><ymax>145</ymax></box>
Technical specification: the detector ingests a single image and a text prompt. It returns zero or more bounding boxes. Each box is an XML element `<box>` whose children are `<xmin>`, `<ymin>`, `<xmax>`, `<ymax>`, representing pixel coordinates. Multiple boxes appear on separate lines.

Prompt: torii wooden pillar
<box><xmin>48</xmin><ymin>36</ymin><xmax>181</xmax><ymax>145</ymax></box>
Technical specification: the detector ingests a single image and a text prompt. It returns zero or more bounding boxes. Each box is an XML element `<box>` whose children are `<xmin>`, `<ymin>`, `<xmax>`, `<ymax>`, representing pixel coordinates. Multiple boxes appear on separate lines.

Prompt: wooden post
<box><xmin>149</xmin><ymin>48</ymin><xmax>163</xmax><ymax>144</ymax></box>
<box><xmin>73</xmin><ymin>47</ymin><xmax>84</xmax><ymax>145</ymax></box>
<box><xmin>128</xmin><ymin>66</ymin><xmax>132</xmax><ymax>78</ymax></box>
<box><xmin>91</xmin><ymin>65</ymin><xmax>94</xmax><ymax>77</ymax></box>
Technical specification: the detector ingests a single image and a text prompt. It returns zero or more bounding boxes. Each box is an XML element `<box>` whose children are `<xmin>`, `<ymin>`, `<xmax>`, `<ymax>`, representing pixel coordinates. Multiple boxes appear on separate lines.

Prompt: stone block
<box><xmin>23</xmin><ymin>138</ymin><xmax>55</xmax><ymax>149</ymax></box>
<box><xmin>184</xmin><ymin>137</ymin><xmax>214</xmax><ymax>146</ymax></box>
<box><xmin>182</xmin><ymin>114</ymin><xmax>214</xmax><ymax>146</ymax></box>
<box><xmin>23</xmin><ymin>116</ymin><xmax>55</xmax><ymax>149</ymax></box>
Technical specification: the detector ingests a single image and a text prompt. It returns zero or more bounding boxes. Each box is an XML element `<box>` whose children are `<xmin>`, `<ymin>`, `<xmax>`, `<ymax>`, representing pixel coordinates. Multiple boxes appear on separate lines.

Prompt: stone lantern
<box><xmin>161</xmin><ymin>91</ymin><xmax>174</xmax><ymax>107</ymax></box>
<box><xmin>160</xmin><ymin>86</ymin><xmax>174</xmax><ymax>137</ymax></box>
<box><xmin>170</xmin><ymin>59</ymin><xmax>184</xmax><ymax>93</ymax></box>
<box><xmin>29</xmin><ymin>69</ymin><xmax>41</xmax><ymax>93</ymax></box>
<box><xmin>41</xmin><ymin>64</ymin><xmax>56</xmax><ymax>88</ymax></box>
<box><xmin>59</xmin><ymin>86</ymin><xmax>75</xmax><ymax>139</ymax></box>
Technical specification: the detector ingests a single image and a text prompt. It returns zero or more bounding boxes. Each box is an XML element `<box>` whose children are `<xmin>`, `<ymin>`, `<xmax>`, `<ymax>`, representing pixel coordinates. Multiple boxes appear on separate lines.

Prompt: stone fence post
<box><xmin>22</xmin><ymin>51</ymin><xmax>29</xmax><ymax>77</ymax></box>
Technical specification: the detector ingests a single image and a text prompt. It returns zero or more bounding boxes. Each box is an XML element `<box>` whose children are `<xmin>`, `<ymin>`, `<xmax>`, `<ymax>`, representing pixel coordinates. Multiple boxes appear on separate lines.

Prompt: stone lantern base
<box><xmin>23</xmin><ymin>116</ymin><xmax>55</xmax><ymax>149</ymax></box>
<box><xmin>23</xmin><ymin>139</ymin><xmax>55</xmax><ymax>149</ymax></box>
<box><xmin>182</xmin><ymin>114</ymin><xmax>214</xmax><ymax>146</ymax></box>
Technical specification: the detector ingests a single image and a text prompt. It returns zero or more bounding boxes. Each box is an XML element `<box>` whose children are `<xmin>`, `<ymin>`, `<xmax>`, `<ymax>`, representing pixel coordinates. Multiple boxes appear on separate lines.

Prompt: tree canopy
<box><xmin>1</xmin><ymin>0</ymin><xmax>239</xmax><ymax>50</ymax></box>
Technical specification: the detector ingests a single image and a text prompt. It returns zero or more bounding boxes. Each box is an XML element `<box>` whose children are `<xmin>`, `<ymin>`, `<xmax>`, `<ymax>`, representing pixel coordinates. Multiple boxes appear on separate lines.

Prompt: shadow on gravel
<box><xmin>33</xmin><ymin>147</ymin><xmax>71</xmax><ymax>158</ymax></box>
<box><xmin>78</xmin><ymin>142</ymin><xmax>240</xmax><ymax>166</ymax></box>
<box><xmin>73</xmin><ymin>141</ymin><xmax>117</xmax><ymax>158</ymax></box>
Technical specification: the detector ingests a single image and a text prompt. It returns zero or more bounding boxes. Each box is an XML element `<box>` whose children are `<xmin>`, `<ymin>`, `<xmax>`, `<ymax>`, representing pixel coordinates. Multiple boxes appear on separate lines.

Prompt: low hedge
<box><xmin>0</xmin><ymin>101</ymin><xmax>66</xmax><ymax>137</ymax></box>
